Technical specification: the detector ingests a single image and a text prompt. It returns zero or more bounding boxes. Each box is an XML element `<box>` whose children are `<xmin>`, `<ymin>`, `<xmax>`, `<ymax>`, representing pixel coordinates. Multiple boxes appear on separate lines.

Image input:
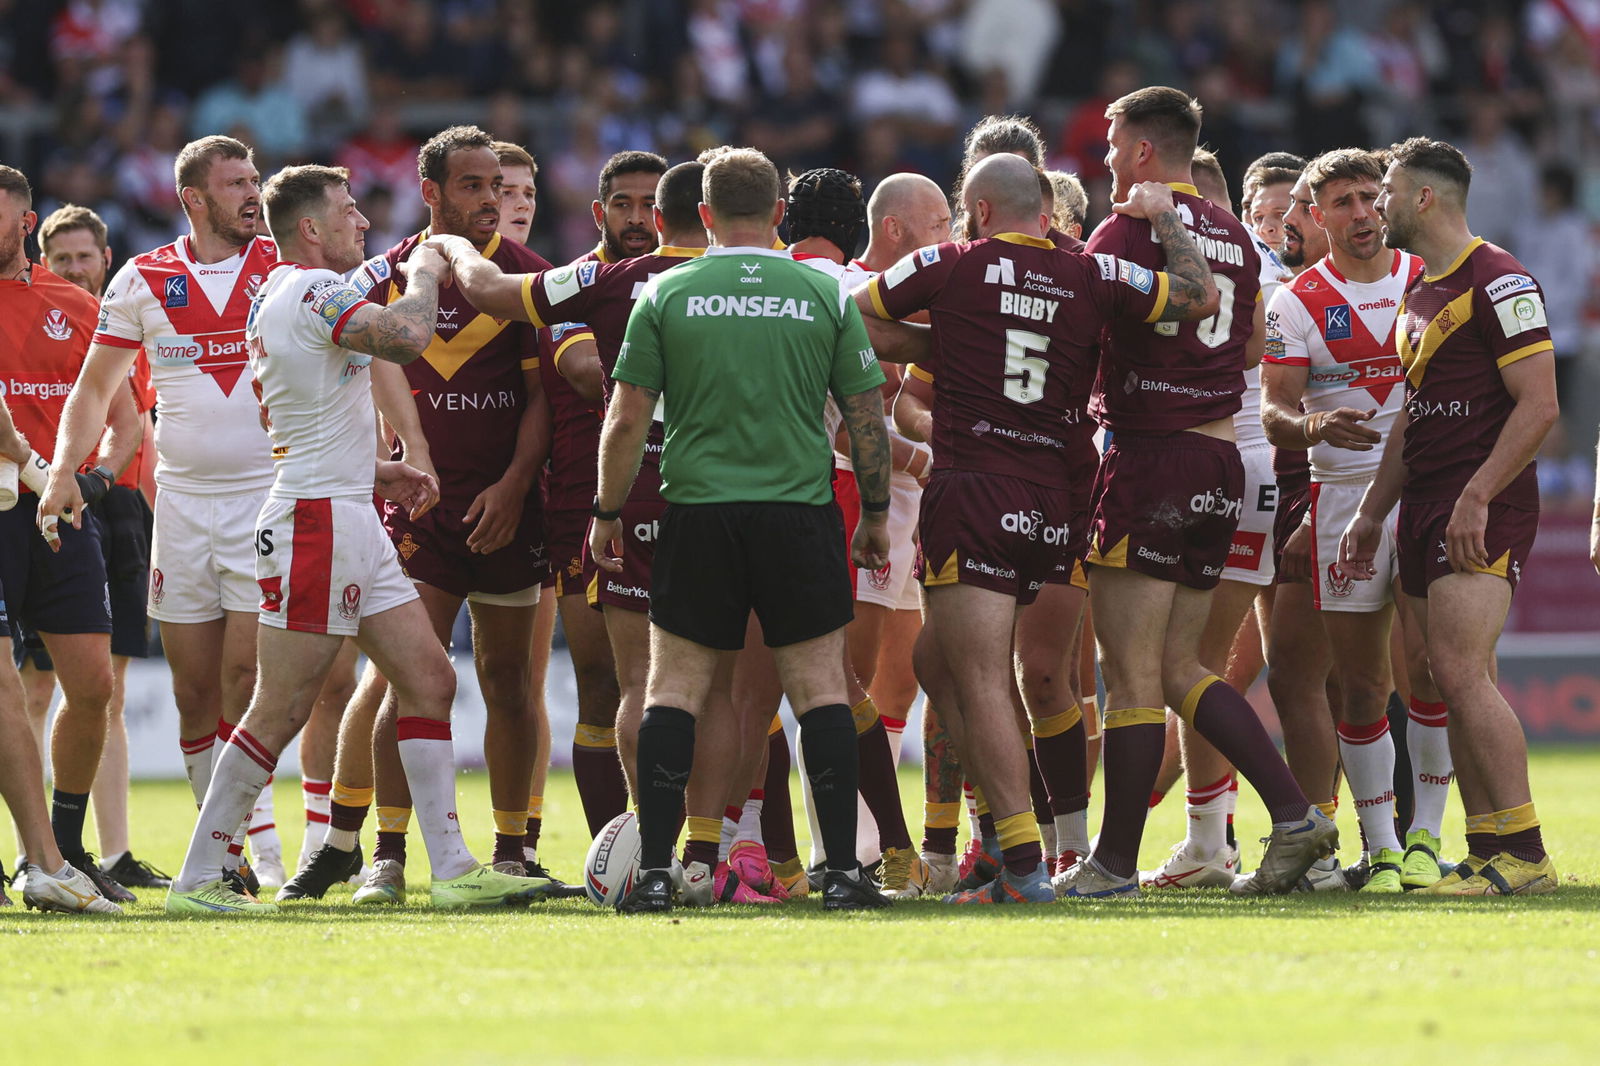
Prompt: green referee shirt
<box><xmin>612</xmin><ymin>246</ymin><xmax>886</xmax><ymax>506</ymax></box>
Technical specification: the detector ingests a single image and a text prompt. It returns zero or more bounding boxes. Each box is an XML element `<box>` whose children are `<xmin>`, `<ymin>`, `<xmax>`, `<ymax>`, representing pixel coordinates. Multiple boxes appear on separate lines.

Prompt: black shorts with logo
<box><xmin>0</xmin><ymin>496</ymin><xmax>112</xmax><ymax>660</ymax></box>
<box><xmin>650</xmin><ymin>501</ymin><xmax>852</xmax><ymax>651</ymax></box>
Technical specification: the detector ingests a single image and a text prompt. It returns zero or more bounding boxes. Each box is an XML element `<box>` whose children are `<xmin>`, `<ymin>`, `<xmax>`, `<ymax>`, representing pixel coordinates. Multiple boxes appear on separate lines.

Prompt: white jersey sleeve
<box><xmin>247</xmin><ymin>265</ymin><xmax>379</xmax><ymax>500</ymax></box>
<box><xmin>1234</xmin><ymin>233</ymin><xmax>1290</xmax><ymax>449</ymax></box>
<box><xmin>95</xmin><ymin>261</ymin><xmax>149</xmax><ymax>347</ymax></box>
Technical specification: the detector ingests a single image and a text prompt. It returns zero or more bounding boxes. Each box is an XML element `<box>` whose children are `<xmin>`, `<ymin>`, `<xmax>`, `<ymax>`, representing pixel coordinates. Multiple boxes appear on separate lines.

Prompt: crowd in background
<box><xmin>2</xmin><ymin>0</ymin><xmax>1596</xmax><ymax>495</ymax></box>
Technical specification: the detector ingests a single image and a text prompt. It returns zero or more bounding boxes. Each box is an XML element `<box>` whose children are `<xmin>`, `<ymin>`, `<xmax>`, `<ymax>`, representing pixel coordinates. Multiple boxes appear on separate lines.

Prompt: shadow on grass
<box><xmin>20</xmin><ymin>881</ymin><xmax>1589</xmax><ymax>926</ymax></box>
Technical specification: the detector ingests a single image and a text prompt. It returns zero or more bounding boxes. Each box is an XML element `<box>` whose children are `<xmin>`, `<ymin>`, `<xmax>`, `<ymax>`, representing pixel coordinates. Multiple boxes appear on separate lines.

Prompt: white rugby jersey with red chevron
<box><xmin>92</xmin><ymin>235</ymin><xmax>278</xmax><ymax>493</ymax></box>
<box><xmin>1263</xmin><ymin>248</ymin><xmax>1422</xmax><ymax>484</ymax></box>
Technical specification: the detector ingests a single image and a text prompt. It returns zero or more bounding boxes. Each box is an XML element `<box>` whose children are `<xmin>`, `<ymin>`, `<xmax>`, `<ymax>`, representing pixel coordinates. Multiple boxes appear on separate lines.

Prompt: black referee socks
<box><xmin>636</xmin><ymin>706</ymin><xmax>696</xmax><ymax>870</ymax></box>
<box><xmin>798</xmin><ymin>704</ymin><xmax>861</xmax><ymax>872</ymax></box>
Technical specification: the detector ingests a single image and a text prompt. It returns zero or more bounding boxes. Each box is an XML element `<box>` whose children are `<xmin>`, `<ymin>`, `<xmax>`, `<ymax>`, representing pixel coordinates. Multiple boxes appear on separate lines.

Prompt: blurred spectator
<box><xmin>283</xmin><ymin>6</ymin><xmax>370</xmax><ymax>150</ymax></box>
<box><xmin>852</xmin><ymin>30</ymin><xmax>960</xmax><ymax>176</ymax></box>
<box><xmin>1275</xmin><ymin>0</ymin><xmax>1379</xmax><ymax>156</ymax></box>
<box><xmin>956</xmin><ymin>0</ymin><xmax>1061</xmax><ymax>109</ymax></box>
<box><xmin>190</xmin><ymin>48</ymin><xmax>309</xmax><ymax>162</ymax></box>
<box><xmin>338</xmin><ymin>103</ymin><xmax>423</xmax><ymax>228</ymax></box>
<box><xmin>688</xmin><ymin>0</ymin><xmax>751</xmax><ymax>106</ymax></box>
<box><xmin>368</xmin><ymin>0</ymin><xmax>463</xmax><ymax>100</ymax></box>
<box><xmin>1056</xmin><ymin>59</ymin><xmax>1142</xmax><ymax>186</ymax></box>
<box><xmin>1365</xmin><ymin>1</ymin><xmax>1448</xmax><ymax>145</ymax></box>
<box><xmin>1463</xmin><ymin>93</ymin><xmax>1539</xmax><ymax>254</ymax></box>
<box><xmin>112</xmin><ymin>100</ymin><xmax>187</xmax><ymax>253</ymax></box>
<box><xmin>742</xmin><ymin>43</ymin><xmax>845</xmax><ymax>176</ymax></box>
<box><xmin>1520</xmin><ymin>164</ymin><xmax>1593</xmax><ymax>384</ymax></box>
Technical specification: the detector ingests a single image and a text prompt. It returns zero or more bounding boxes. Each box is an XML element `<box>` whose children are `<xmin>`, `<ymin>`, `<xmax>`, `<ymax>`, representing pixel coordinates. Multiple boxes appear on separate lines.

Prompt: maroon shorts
<box><xmin>543</xmin><ymin>507</ymin><xmax>590</xmax><ymax>596</ymax></box>
<box><xmin>1272</xmin><ymin>475</ymin><xmax>1311</xmax><ymax>585</ymax></box>
<box><xmin>384</xmin><ymin>496</ymin><xmax>547</xmax><ymax>598</ymax></box>
<box><xmin>918</xmin><ymin>470</ymin><xmax>1071</xmax><ymax>607</ymax></box>
<box><xmin>1397</xmin><ymin>497</ymin><xmax>1538</xmax><ymax>598</ymax></box>
<box><xmin>582</xmin><ymin>495</ymin><xmax>666</xmax><ymax>613</ymax></box>
<box><xmin>1086</xmin><ymin>432</ymin><xmax>1243</xmax><ymax>591</ymax></box>
<box><xmin>1044</xmin><ymin>505</ymin><xmax>1090</xmax><ymax>589</ymax></box>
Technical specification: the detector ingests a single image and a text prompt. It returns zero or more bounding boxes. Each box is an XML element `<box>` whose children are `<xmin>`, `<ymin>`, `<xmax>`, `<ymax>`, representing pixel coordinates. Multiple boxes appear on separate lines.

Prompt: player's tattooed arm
<box><xmin>1147</xmin><ymin>208</ymin><xmax>1218</xmax><ymax>321</ymax></box>
<box><xmin>340</xmin><ymin>249</ymin><xmax>449</xmax><ymax>364</ymax></box>
<box><xmin>434</xmin><ymin>239</ymin><xmax>530</xmax><ymax>322</ymax></box>
<box><xmin>839</xmin><ymin>383</ymin><xmax>893</xmax><ymax>570</ymax></box>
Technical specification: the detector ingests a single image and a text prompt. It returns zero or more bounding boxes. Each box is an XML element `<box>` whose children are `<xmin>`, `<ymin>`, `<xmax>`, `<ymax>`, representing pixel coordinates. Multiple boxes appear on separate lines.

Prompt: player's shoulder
<box><xmin>494</xmin><ymin>237</ymin><xmax>551</xmax><ymax>272</ymax></box>
<box><xmin>31</xmin><ymin>264</ymin><xmax>101</xmax><ymax>316</ymax></box>
<box><xmin>1468</xmin><ymin>240</ymin><xmax>1538</xmax><ymax>295</ymax></box>
<box><xmin>250</xmin><ymin>235</ymin><xmax>278</xmax><ymax>259</ymax></box>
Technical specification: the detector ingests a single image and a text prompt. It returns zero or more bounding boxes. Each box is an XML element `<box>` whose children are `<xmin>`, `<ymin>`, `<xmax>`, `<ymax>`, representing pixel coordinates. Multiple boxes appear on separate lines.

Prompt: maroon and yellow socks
<box><xmin>993</xmin><ymin>812</ymin><xmax>1043</xmax><ymax>876</ymax></box>
<box><xmin>760</xmin><ymin>729</ymin><xmax>799</xmax><ymax>864</ymax></box>
<box><xmin>374</xmin><ymin>805</ymin><xmax>411</xmax><ymax>863</ymax></box>
<box><xmin>1027</xmin><ymin>751</ymin><xmax>1052</xmax><ymax>826</ymax></box>
<box><xmin>492</xmin><ymin>808</ymin><xmax>527</xmax><ymax>867</ymax></box>
<box><xmin>636</xmin><ymin>706</ymin><xmax>697</xmax><ymax>870</ymax></box>
<box><xmin>1095</xmin><ymin>708</ymin><xmax>1166</xmax><ymax>878</ymax></box>
<box><xmin>1469</xmin><ymin>803</ymin><xmax>1545</xmax><ymax>863</ymax></box>
<box><xmin>923</xmin><ymin>801</ymin><xmax>960</xmax><ymax>856</ymax></box>
<box><xmin>1185</xmin><ymin>676</ymin><xmax>1307</xmax><ymax>825</ymax></box>
<box><xmin>572</xmin><ymin>723</ymin><xmax>629</xmax><ymax>837</ymax></box>
<box><xmin>800</xmin><ymin>703</ymin><xmax>862</xmax><ymax>871</ymax></box>
<box><xmin>525</xmin><ymin>795</ymin><xmax>544</xmax><ymax>852</ymax></box>
<box><xmin>854</xmin><ymin>702</ymin><xmax>913</xmax><ymax>852</ymax></box>
<box><xmin>684</xmin><ymin>816</ymin><xmax>720</xmax><ymax>870</ymax></box>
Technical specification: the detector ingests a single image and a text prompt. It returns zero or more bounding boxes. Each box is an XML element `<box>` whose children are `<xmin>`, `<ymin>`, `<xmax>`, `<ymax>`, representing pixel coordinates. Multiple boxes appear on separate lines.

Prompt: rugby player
<box><xmin>345</xmin><ymin>126</ymin><xmax>554</xmax><ymax>894</ymax></box>
<box><xmin>589</xmin><ymin>147</ymin><xmax>893</xmax><ymax>912</ymax></box>
<box><xmin>166</xmin><ymin>164</ymin><xmax>553</xmax><ymax>914</ymax></box>
<box><xmin>860</xmin><ymin>152</ymin><xmax>1219</xmax><ymax>903</ymax></box>
<box><xmin>2</xmin><ymin>166</ymin><xmax>138</xmax><ymax>906</ymax></box>
<box><xmin>497</xmin><ymin>140</ymin><xmax>600</xmax><ymax>888</ymax></box>
<box><xmin>1341</xmin><ymin>138</ymin><xmax>1559</xmax><ymax>895</ymax></box>
<box><xmin>29</xmin><ymin>204</ymin><xmax>171</xmax><ymax>891</ymax></box>
<box><xmin>586</xmin><ymin>152</ymin><xmax>668</xmax><ymax>264</ymax></box>
<box><xmin>1071</xmin><ymin>87</ymin><xmax>1333</xmax><ymax>899</ymax></box>
<box><xmin>442</xmin><ymin>161</ymin><xmax>709</xmax><ymax>816</ymax></box>
<box><xmin>42</xmin><ymin>137</ymin><xmax>280</xmax><ymax>894</ymax></box>
<box><xmin>1140</xmin><ymin>149</ymin><xmax>1287</xmax><ymax>890</ymax></box>
<box><xmin>1262</xmin><ymin>147</ymin><xmax>1454</xmax><ymax>893</ymax></box>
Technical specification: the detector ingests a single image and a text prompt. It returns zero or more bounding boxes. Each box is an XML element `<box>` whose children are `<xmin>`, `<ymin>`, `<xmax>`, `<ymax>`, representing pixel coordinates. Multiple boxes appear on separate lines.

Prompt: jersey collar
<box><xmin>1167</xmin><ymin>182</ymin><xmax>1199</xmax><ymax>196</ymax></box>
<box><xmin>656</xmin><ymin>245</ymin><xmax>704</xmax><ymax>258</ymax></box>
<box><xmin>591</xmin><ymin>241</ymin><xmax>613</xmax><ymax>264</ymax></box>
<box><xmin>706</xmin><ymin>245</ymin><xmax>789</xmax><ymax>258</ymax></box>
<box><xmin>992</xmin><ymin>231</ymin><xmax>1055</xmax><ymax>249</ymax></box>
<box><xmin>1422</xmin><ymin>237</ymin><xmax>1483</xmax><ymax>283</ymax></box>
<box><xmin>1321</xmin><ymin>247</ymin><xmax>1403</xmax><ymax>286</ymax></box>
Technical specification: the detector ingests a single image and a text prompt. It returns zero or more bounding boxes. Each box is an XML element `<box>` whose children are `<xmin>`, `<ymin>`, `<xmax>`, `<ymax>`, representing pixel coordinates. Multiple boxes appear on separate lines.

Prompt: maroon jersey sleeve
<box><xmin>519</xmin><ymin>257</ymin><xmax>600</xmax><ymax>331</ymax></box>
<box><xmin>1086</xmin><ymin>193</ymin><xmax>1261</xmax><ymax>434</ymax></box>
<box><xmin>538</xmin><ymin>321</ymin><xmax>602</xmax><ymax>511</ymax></box>
<box><xmin>864</xmin><ymin>243</ymin><xmax>961</xmax><ymax>322</ymax></box>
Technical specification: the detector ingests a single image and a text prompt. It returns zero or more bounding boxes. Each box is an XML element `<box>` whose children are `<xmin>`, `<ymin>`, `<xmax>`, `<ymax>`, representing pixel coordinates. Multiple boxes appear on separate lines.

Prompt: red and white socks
<box><xmin>1184</xmin><ymin>773</ymin><xmax>1234</xmax><ymax>858</ymax></box>
<box><xmin>180</xmin><ymin>729</ymin><xmax>217</xmax><ymax>807</ymax></box>
<box><xmin>395</xmin><ymin>717</ymin><xmax>476</xmax><ymax>881</ymax></box>
<box><xmin>299</xmin><ymin>779</ymin><xmax>332</xmax><ymax>866</ymax></box>
<box><xmin>1336</xmin><ymin>717</ymin><xmax>1401</xmax><ymax>853</ymax></box>
<box><xmin>1406</xmin><ymin>699</ymin><xmax>1453</xmax><ymax>837</ymax></box>
<box><xmin>173</xmin><ymin>725</ymin><xmax>278</xmax><ymax>893</ymax></box>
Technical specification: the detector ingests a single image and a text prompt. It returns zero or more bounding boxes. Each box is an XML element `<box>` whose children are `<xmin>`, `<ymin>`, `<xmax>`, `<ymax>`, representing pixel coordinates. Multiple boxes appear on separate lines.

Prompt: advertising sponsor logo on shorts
<box><xmin>963</xmin><ymin>558</ymin><xmax>1018</xmax><ymax>581</ymax></box>
<box><xmin>1190</xmin><ymin>486</ymin><xmax>1243</xmax><ymax>519</ymax></box>
<box><xmin>338</xmin><ymin>583</ymin><xmax>362</xmax><ymax>621</ymax></box>
<box><xmin>1136</xmin><ymin>545</ymin><xmax>1180</xmax><ymax>566</ymax></box>
<box><xmin>1227</xmin><ymin>530</ymin><xmax>1267</xmax><ymax>570</ymax></box>
<box><xmin>605</xmin><ymin>580</ymin><xmax>648</xmax><ymax>599</ymax></box>
<box><xmin>1000</xmin><ymin>510</ymin><xmax>1070</xmax><ymax>544</ymax></box>
<box><xmin>632</xmin><ymin>520</ymin><xmax>659</xmax><ymax>544</ymax></box>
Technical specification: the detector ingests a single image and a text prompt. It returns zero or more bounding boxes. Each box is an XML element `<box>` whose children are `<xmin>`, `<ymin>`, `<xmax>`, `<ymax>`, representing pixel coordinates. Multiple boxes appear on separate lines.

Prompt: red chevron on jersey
<box><xmin>132</xmin><ymin>236</ymin><xmax>277</xmax><ymax>396</ymax></box>
<box><xmin>1279</xmin><ymin>251</ymin><xmax>1419</xmax><ymax>407</ymax></box>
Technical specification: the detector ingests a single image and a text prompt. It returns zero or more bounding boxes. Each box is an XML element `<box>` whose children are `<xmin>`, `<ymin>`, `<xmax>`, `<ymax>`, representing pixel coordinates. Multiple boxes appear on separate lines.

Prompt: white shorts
<box><xmin>254</xmin><ymin>495</ymin><xmax>418</xmax><ymax>636</ymax></box>
<box><xmin>855</xmin><ymin>470</ymin><xmax>922</xmax><ymax>611</ymax></box>
<box><xmin>1221</xmin><ymin>442</ymin><xmax>1277</xmax><ymax>587</ymax></box>
<box><xmin>1310</xmin><ymin>480</ymin><xmax>1395</xmax><ymax>613</ymax></box>
<box><xmin>149</xmin><ymin>487</ymin><xmax>268</xmax><ymax>623</ymax></box>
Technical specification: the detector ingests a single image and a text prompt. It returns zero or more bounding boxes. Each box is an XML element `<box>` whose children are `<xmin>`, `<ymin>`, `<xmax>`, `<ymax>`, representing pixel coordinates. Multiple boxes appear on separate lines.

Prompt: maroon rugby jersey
<box><xmin>866</xmin><ymin>232</ymin><xmax>1167</xmax><ymax>489</ymax></box>
<box><xmin>1085</xmin><ymin>183</ymin><xmax>1261</xmax><ymax>434</ymax></box>
<box><xmin>538</xmin><ymin>320</ymin><xmax>601</xmax><ymax>511</ymax></box>
<box><xmin>353</xmin><ymin>230</ymin><xmax>548</xmax><ymax>511</ymax></box>
<box><xmin>517</xmin><ymin>245</ymin><xmax>704</xmax><ymax>498</ymax></box>
<box><xmin>1398</xmin><ymin>238</ymin><xmax>1551</xmax><ymax>508</ymax></box>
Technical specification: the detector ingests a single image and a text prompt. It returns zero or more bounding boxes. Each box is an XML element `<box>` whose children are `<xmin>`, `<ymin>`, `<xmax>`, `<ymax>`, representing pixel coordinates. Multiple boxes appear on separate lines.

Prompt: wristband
<box><xmin>75</xmin><ymin>467</ymin><xmax>113</xmax><ymax>507</ymax></box>
<box><xmin>592</xmin><ymin>495</ymin><xmax>622</xmax><ymax>521</ymax></box>
<box><xmin>860</xmin><ymin>497</ymin><xmax>890</xmax><ymax>513</ymax></box>
<box><xmin>17</xmin><ymin>450</ymin><xmax>49</xmax><ymax>493</ymax></box>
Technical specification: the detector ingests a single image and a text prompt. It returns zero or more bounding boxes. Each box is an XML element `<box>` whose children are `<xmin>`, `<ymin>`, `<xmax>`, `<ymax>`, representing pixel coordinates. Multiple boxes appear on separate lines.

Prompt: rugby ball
<box><xmin>584</xmin><ymin>811</ymin><xmax>643</xmax><ymax>906</ymax></box>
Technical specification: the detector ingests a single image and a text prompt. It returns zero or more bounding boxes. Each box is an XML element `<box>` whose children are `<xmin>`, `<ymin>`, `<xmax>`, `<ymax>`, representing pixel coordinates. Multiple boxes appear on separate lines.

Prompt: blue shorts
<box><xmin>0</xmin><ymin>496</ymin><xmax>112</xmax><ymax>647</ymax></box>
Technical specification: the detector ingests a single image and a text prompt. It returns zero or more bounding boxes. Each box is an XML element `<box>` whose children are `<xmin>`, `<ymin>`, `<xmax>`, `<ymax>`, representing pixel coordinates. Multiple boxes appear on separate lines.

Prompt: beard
<box><xmin>0</xmin><ymin>226</ymin><xmax>23</xmax><ymax>273</ymax></box>
<box><xmin>203</xmin><ymin>193</ymin><xmax>256</xmax><ymax>247</ymax></box>
<box><xmin>1381</xmin><ymin>215</ymin><xmax>1412</xmax><ymax>250</ymax></box>
<box><xmin>603</xmin><ymin>223</ymin><xmax>654</xmax><ymax>261</ymax></box>
<box><xmin>1281</xmin><ymin>226</ymin><xmax>1305</xmax><ymax>268</ymax></box>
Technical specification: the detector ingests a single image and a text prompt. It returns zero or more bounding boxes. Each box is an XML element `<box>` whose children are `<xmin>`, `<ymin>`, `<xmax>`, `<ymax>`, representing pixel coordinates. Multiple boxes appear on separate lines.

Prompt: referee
<box><xmin>589</xmin><ymin>147</ymin><xmax>894</xmax><ymax>912</ymax></box>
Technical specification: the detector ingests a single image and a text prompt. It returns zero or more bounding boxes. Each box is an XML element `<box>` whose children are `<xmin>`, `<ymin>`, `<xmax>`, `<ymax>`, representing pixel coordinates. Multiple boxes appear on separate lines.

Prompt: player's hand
<box><xmin>851</xmin><ymin>512</ymin><xmax>891</xmax><ymax>571</ymax></box>
<box><xmin>1338</xmin><ymin>513</ymin><xmax>1383</xmax><ymax>581</ymax></box>
<box><xmin>1445</xmin><ymin>492</ymin><xmax>1489</xmax><ymax>574</ymax></box>
<box><xmin>402</xmin><ymin>245</ymin><xmax>454</xmax><ymax>288</ymax></box>
<box><xmin>36</xmin><ymin>468</ymin><xmax>87</xmax><ymax>548</ymax></box>
<box><xmin>376</xmin><ymin>460</ymin><xmax>439</xmax><ymax>520</ymax></box>
<box><xmin>1112</xmin><ymin>181</ymin><xmax>1177</xmax><ymax>221</ymax></box>
<box><xmin>0</xmin><ymin>427</ymin><xmax>27</xmax><ymax>464</ymax></box>
<box><xmin>421</xmin><ymin>234</ymin><xmax>476</xmax><ymax>266</ymax></box>
<box><xmin>589</xmin><ymin>516</ymin><xmax>624</xmax><ymax>573</ymax></box>
<box><xmin>462</xmin><ymin>477</ymin><xmax>522</xmax><ymax>554</ymax></box>
<box><xmin>1279</xmin><ymin>519</ymin><xmax>1313</xmax><ymax>582</ymax></box>
<box><xmin>1309</xmin><ymin>407</ymin><xmax>1381</xmax><ymax>450</ymax></box>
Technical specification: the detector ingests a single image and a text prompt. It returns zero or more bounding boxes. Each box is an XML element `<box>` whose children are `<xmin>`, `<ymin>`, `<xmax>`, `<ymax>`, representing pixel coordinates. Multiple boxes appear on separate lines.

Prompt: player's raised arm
<box><xmin>1113</xmin><ymin>180</ymin><xmax>1219</xmax><ymax>320</ymax></box>
<box><xmin>338</xmin><ymin>246</ymin><xmax>451</xmax><ymax>364</ymax></box>
<box><xmin>427</xmin><ymin>235</ymin><xmax>531</xmax><ymax>322</ymax></box>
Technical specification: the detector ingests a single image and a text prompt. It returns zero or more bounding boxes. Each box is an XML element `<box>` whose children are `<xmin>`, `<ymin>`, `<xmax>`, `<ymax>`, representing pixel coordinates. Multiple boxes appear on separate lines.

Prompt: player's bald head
<box><xmin>867</xmin><ymin>173</ymin><xmax>945</xmax><ymax>228</ymax></box>
<box><xmin>961</xmin><ymin>154</ymin><xmax>1042</xmax><ymax>233</ymax></box>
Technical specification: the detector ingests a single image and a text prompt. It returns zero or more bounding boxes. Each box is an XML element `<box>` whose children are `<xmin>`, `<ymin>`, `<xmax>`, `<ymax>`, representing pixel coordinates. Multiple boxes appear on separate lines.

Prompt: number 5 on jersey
<box><xmin>1003</xmin><ymin>328</ymin><xmax>1050</xmax><ymax>404</ymax></box>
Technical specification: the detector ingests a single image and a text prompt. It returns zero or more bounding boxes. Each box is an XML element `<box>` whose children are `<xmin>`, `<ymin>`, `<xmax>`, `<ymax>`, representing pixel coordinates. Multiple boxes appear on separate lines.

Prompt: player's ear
<box><xmin>697</xmin><ymin>202</ymin><xmax>713</xmax><ymax>232</ymax></box>
<box><xmin>592</xmin><ymin>199</ymin><xmax>605</xmax><ymax>230</ymax></box>
<box><xmin>21</xmin><ymin>210</ymin><xmax>36</xmax><ymax>236</ymax></box>
<box><xmin>102</xmin><ymin>246</ymin><xmax>113</xmax><ymax>269</ymax></box>
<box><xmin>1038</xmin><ymin>212</ymin><xmax>1050</xmax><ymax>236</ymax></box>
<box><xmin>421</xmin><ymin>179</ymin><xmax>441</xmax><ymax>211</ymax></box>
<box><xmin>1309</xmin><ymin>202</ymin><xmax>1325</xmax><ymax>227</ymax></box>
<box><xmin>652</xmin><ymin>203</ymin><xmax>665</xmax><ymax>237</ymax></box>
<box><xmin>771</xmin><ymin>198</ymin><xmax>785</xmax><ymax>229</ymax></box>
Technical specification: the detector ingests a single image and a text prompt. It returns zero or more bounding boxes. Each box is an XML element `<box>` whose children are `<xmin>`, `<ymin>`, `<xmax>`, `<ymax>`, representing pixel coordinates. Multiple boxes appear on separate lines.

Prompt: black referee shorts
<box><xmin>649</xmin><ymin>501</ymin><xmax>852</xmax><ymax>651</ymax></box>
<box><xmin>96</xmin><ymin>485</ymin><xmax>154</xmax><ymax>658</ymax></box>
<box><xmin>0</xmin><ymin>496</ymin><xmax>112</xmax><ymax>647</ymax></box>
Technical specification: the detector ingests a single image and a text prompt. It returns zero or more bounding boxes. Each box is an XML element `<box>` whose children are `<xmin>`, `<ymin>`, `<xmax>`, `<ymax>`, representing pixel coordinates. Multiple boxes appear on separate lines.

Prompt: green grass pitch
<box><xmin>4</xmin><ymin>748</ymin><xmax>1598</xmax><ymax>1065</ymax></box>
